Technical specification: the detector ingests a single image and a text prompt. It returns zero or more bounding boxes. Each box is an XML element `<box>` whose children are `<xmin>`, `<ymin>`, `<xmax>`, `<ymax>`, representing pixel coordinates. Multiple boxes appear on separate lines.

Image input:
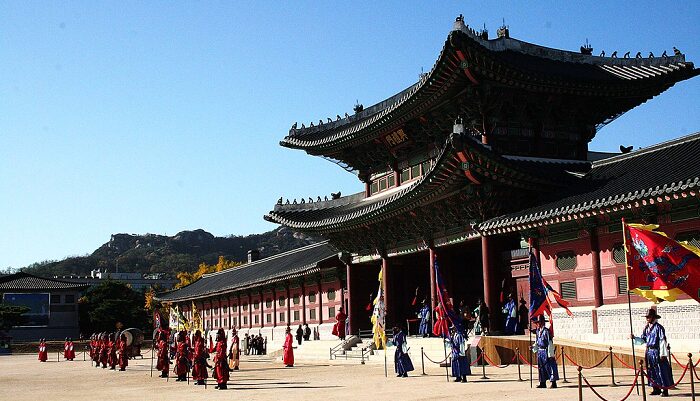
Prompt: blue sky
<box><xmin>1</xmin><ymin>1</ymin><xmax>699</xmax><ymax>269</ymax></box>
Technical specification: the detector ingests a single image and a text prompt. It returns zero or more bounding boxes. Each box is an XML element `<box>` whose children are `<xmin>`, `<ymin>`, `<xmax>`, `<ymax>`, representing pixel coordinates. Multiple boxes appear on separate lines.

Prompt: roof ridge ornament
<box><xmin>580</xmin><ymin>38</ymin><xmax>593</xmax><ymax>55</ymax></box>
<box><xmin>497</xmin><ymin>18</ymin><xmax>509</xmax><ymax>39</ymax></box>
<box><xmin>452</xmin><ymin>14</ymin><xmax>468</xmax><ymax>33</ymax></box>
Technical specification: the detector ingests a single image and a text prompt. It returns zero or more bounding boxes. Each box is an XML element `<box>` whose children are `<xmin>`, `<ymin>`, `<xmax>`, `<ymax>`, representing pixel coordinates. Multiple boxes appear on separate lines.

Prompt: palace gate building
<box><xmin>264</xmin><ymin>16</ymin><xmax>700</xmax><ymax>347</ymax></box>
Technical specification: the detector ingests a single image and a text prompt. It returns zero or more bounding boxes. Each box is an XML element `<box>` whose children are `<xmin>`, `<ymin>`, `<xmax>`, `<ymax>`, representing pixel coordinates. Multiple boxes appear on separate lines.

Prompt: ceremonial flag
<box><xmin>370</xmin><ymin>270</ymin><xmax>386</xmax><ymax>349</ymax></box>
<box><xmin>191</xmin><ymin>302</ymin><xmax>203</xmax><ymax>332</ymax></box>
<box><xmin>168</xmin><ymin>306</ymin><xmax>179</xmax><ymax>329</ymax></box>
<box><xmin>175</xmin><ymin>306</ymin><xmax>188</xmax><ymax>330</ymax></box>
<box><xmin>153</xmin><ymin>310</ymin><xmax>162</xmax><ymax>329</ymax></box>
<box><xmin>529</xmin><ymin>250</ymin><xmax>573</xmax><ymax>322</ymax></box>
<box><xmin>433</xmin><ymin>256</ymin><xmax>462</xmax><ymax>336</ymax></box>
<box><xmin>625</xmin><ymin>223</ymin><xmax>700</xmax><ymax>303</ymax></box>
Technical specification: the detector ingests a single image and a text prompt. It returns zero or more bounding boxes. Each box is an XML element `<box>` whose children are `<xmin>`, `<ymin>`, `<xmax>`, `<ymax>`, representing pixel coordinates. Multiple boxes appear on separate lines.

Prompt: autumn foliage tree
<box><xmin>175</xmin><ymin>256</ymin><xmax>241</xmax><ymax>288</ymax></box>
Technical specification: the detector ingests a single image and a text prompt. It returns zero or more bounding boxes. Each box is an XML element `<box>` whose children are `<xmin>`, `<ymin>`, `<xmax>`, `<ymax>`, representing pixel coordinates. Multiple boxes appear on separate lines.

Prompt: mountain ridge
<box><xmin>21</xmin><ymin>227</ymin><xmax>318</xmax><ymax>278</ymax></box>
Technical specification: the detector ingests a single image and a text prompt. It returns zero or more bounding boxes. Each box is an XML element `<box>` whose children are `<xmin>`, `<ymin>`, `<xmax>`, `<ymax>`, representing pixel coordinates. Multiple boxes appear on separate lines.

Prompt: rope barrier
<box><xmin>642</xmin><ymin>361</ymin><xmax>689</xmax><ymax>390</ymax></box>
<box><xmin>422</xmin><ymin>352</ymin><xmax>450</xmax><ymax>365</ymax></box>
<box><xmin>671</xmin><ymin>353</ymin><xmax>700</xmax><ymax>369</ymax></box>
<box><xmin>612</xmin><ymin>353</ymin><xmax>636</xmax><ymax>370</ymax></box>
<box><xmin>581</xmin><ymin>369</ymin><xmax>640</xmax><ymax>401</ymax></box>
<box><xmin>469</xmin><ymin>353</ymin><xmax>483</xmax><ymax>366</ymax></box>
<box><xmin>565</xmin><ymin>353</ymin><xmax>609</xmax><ymax>369</ymax></box>
<box><xmin>481</xmin><ymin>352</ymin><xmax>516</xmax><ymax>368</ymax></box>
<box><xmin>518</xmin><ymin>353</ymin><xmax>534</xmax><ymax>366</ymax></box>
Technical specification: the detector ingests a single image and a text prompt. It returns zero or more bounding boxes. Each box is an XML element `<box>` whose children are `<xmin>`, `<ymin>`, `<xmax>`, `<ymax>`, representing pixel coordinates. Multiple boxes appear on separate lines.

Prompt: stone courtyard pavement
<box><xmin>1</xmin><ymin>352</ymin><xmax>695</xmax><ymax>400</ymax></box>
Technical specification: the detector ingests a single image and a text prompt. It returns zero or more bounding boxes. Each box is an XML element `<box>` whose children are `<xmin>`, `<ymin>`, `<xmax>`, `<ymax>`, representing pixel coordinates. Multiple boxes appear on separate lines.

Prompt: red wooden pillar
<box><xmin>237</xmin><ymin>294</ymin><xmax>242</xmax><ymax>330</ymax></box>
<box><xmin>259</xmin><ymin>290</ymin><xmax>264</xmax><ymax>328</ymax></box>
<box><xmin>301</xmin><ymin>283</ymin><xmax>307</xmax><ymax>325</ymax></box>
<box><xmin>345</xmin><ymin>262</ymin><xmax>354</xmax><ymax>335</ymax></box>
<box><xmin>481</xmin><ymin>235</ymin><xmax>498</xmax><ymax>331</ymax></box>
<box><xmin>590</xmin><ymin>226</ymin><xmax>604</xmax><ymax>307</ymax></box>
<box><xmin>248</xmin><ymin>292</ymin><xmax>253</xmax><ymax>329</ymax></box>
<box><xmin>286</xmin><ymin>283</ymin><xmax>291</xmax><ymax>326</ymax></box>
<box><xmin>317</xmin><ymin>278</ymin><xmax>323</xmax><ymax>324</ymax></box>
<box><xmin>272</xmin><ymin>288</ymin><xmax>278</xmax><ymax>328</ymax></box>
<box><xmin>228</xmin><ymin>296</ymin><xmax>233</xmax><ymax>329</ymax></box>
<box><xmin>428</xmin><ymin>247</ymin><xmax>437</xmax><ymax>314</ymax></box>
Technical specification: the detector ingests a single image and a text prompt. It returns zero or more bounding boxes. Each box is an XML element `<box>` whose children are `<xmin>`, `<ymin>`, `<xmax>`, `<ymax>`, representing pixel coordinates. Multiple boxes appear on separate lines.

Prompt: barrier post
<box><xmin>480</xmin><ymin>347</ymin><xmax>488</xmax><ymax>379</ymax></box>
<box><xmin>689</xmin><ymin>353</ymin><xmax>695</xmax><ymax>401</ymax></box>
<box><xmin>639</xmin><ymin>359</ymin><xmax>647</xmax><ymax>401</ymax></box>
<box><xmin>561</xmin><ymin>346</ymin><xmax>569</xmax><ymax>383</ymax></box>
<box><xmin>577</xmin><ymin>366</ymin><xmax>583</xmax><ymax>401</ymax></box>
<box><xmin>609</xmin><ymin>346</ymin><xmax>616</xmax><ymax>386</ymax></box>
<box><xmin>57</xmin><ymin>351</ymin><xmax>60</xmax><ymax>362</ymax></box>
<box><xmin>361</xmin><ymin>347</ymin><xmax>365</xmax><ymax>365</ymax></box>
<box><xmin>421</xmin><ymin>347</ymin><xmax>425</xmax><ymax>375</ymax></box>
<box><xmin>667</xmin><ymin>344</ymin><xmax>673</xmax><ymax>379</ymax></box>
<box><xmin>516</xmin><ymin>347</ymin><xmax>523</xmax><ymax>381</ymax></box>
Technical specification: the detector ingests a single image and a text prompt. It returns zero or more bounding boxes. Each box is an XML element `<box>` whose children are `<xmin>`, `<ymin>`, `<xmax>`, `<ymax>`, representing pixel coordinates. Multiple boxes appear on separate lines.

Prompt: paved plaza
<box><xmin>2</xmin><ymin>351</ymin><xmax>696</xmax><ymax>400</ymax></box>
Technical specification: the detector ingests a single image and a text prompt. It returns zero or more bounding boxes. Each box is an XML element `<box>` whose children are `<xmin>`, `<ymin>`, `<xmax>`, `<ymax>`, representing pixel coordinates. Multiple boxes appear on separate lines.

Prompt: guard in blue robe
<box><xmin>418</xmin><ymin>301</ymin><xmax>430</xmax><ymax>337</ymax></box>
<box><xmin>502</xmin><ymin>294</ymin><xmax>517</xmax><ymax>335</ymax></box>
<box><xmin>632</xmin><ymin>309</ymin><xmax>673</xmax><ymax>397</ymax></box>
<box><xmin>449</xmin><ymin>328</ymin><xmax>471</xmax><ymax>382</ymax></box>
<box><xmin>393</xmin><ymin>327</ymin><xmax>414</xmax><ymax>377</ymax></box>
<box><xmin>532</xmin><ymin>315</ymin><xmax>559</xmax><ymax>388</ymax></box>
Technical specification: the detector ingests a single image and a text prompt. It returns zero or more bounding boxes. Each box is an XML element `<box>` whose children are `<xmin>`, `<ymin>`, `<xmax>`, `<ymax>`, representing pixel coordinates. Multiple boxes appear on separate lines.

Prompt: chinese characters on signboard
<box><xmin>384</xmin><ymin>128</ymin><xmax>408</xmax><ymax>148</ymax></box>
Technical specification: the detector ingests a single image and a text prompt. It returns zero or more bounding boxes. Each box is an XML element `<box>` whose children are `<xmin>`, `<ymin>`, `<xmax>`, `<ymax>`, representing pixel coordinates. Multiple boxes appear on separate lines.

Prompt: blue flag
<box><xmin>529</xmin><ymin>250</ymin><xmax>573</xmax><ymax>321</ymax></box>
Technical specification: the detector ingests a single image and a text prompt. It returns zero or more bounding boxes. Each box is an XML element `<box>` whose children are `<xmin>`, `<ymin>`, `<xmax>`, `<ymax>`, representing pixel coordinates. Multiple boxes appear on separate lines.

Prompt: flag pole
<box><xmin>621</xmin><ymin>218</ymin><xmax>639</xmax><ymax>395</ymax></box>
<box><xmin>528</xmin><ymin>238</ymin><xmax>533</xmax><ymax>388</ymax></box>
<box><xmin>384</xmin><ymin>340</ymin><xmax>388</xmax><ymax>378</ymax></box>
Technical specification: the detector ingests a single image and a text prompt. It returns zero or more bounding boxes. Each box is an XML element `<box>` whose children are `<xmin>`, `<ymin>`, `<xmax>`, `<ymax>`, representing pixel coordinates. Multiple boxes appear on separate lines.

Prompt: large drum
<box><xmin>122</xmin><ymin>328</ymin><xmax>144</xmax><ymax>359</ymax></box>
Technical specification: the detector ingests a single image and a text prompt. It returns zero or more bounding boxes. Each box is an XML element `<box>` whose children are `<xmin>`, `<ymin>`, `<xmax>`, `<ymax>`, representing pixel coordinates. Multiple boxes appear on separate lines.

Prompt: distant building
<box><xmin>0</xmin><ymin>272</ymin><xmax>88</xmax><ymax>341</ymax></box>
<box><xmin>56</xmin><ymin>270</ymin><xmax>177</xmax><ymax>291</ymax></box>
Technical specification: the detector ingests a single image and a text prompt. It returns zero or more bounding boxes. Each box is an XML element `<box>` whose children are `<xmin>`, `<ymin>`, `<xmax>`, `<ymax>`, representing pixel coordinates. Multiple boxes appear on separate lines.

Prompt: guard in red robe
<box><xmin>117</xmin><ymin>333</ymin><xmax>129</xmax><ymax>371</ymax></box>
<box><xmin>63</xmin><ymin>337</ymin><xmax>75</xmax><ymax>360</ymax></box>
<box><xmin>173</xmin><ymin>331</ymin><xmax>190</xmax><ymax>381</ymax></box>
<box><xmin>283</xmin><ymin>326</ymin><xmax>294</xmax><ymax>367</ymax></box>
<box><xmin>156</xmin><ymin>330</ymin><xmax>170</xmax><ymax>378</ymax></box>
<box><xmin>107</xmin><ymin>333</ymin><xmax>118</xmax><ymax>370</ymax></box>
<box><xmin>191</xmin><ymin>330</ymin><xmax>209</xmax><ymax>385</ymax></box>
<box><xmin>91</xmin><ymin>334</ymin><xmax>100</xmax><ymax>366</ymax></box>
<box><xmin>210</xmin><ymin>328</ymin><xmax>230</xmax><ymax>390</ymax></box>
<box><xmin>99</xmin><ymin>333</ymin><xmax>109</xmax><ymax>368</ymax></box>
<box><xmin>332</xmin><ymin>307</ymin><xmax>347</xmax><ymax>340</ymax></box>
<box><xmin>38</xmin><ymin>339</ymin><xmax>48</xmax><ymax>362</ymax></box>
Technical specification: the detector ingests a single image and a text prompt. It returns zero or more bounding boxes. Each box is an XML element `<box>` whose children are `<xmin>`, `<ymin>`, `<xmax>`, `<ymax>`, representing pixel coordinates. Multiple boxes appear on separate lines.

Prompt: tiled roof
<box><xmin>0</xmin><ymin>272</ymin><xmax>89</xmax><ymax>291</ymax></box>
<box><xmin>267</xmin><ymin>134</ymin><xmax>585</xmax><ymax>232</ymax></box>
<box><xmin>281</xmin><ymin>19</ymin><xmax>698</xmax><ymax>152</ymax></box>
<box><xmin>156</xmin><ymin>242</ymin><xmax>339</xmax><ymax>302</ymax></box>
<box><xmin>480</xmin><ymin>132</ymin><xmax>700</xmax><ymax>233</ymax></box>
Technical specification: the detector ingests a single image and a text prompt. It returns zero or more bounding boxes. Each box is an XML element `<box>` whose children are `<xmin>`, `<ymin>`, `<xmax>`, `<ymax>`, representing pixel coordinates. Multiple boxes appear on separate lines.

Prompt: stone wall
<box><xmin>550</xmin><ymin>300</ymin><xmax>700</xmax><ymax>352</ymax></box>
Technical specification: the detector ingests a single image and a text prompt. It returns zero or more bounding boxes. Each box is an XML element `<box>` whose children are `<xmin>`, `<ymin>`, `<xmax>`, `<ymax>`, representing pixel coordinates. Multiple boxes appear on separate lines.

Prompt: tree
<box><xmin>0</xmin><ymin>303</ymin><xmax>30</xmax><ymax>332</ymax></box>
<box><xmin>174</xmin><ymin>256</ymin><xmax>241</xmax><ymax>288</ymax></box>
<box><xmin>79</xmin><ymin>280</ymin><xmax>148</xmax><ymax>334</ymax></box>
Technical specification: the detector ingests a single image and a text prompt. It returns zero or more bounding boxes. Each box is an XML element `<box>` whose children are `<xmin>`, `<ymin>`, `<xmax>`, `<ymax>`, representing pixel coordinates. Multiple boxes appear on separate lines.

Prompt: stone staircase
<box><xmin>255</xmin><ymin>334</ymin><xmax>483</xmax><ymax>367</ymax></box>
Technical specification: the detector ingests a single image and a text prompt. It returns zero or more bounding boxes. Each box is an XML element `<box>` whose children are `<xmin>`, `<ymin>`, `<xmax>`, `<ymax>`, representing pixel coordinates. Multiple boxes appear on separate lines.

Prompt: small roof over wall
<box><xmin>155</xmin><ymin>241</ymin><xmax>340</xmax><ymax>303</ymax></box>
<box><xmin>0</xmin><ymin>271</ymin><xmax>88</xmax><ymax>291</ymax></box>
